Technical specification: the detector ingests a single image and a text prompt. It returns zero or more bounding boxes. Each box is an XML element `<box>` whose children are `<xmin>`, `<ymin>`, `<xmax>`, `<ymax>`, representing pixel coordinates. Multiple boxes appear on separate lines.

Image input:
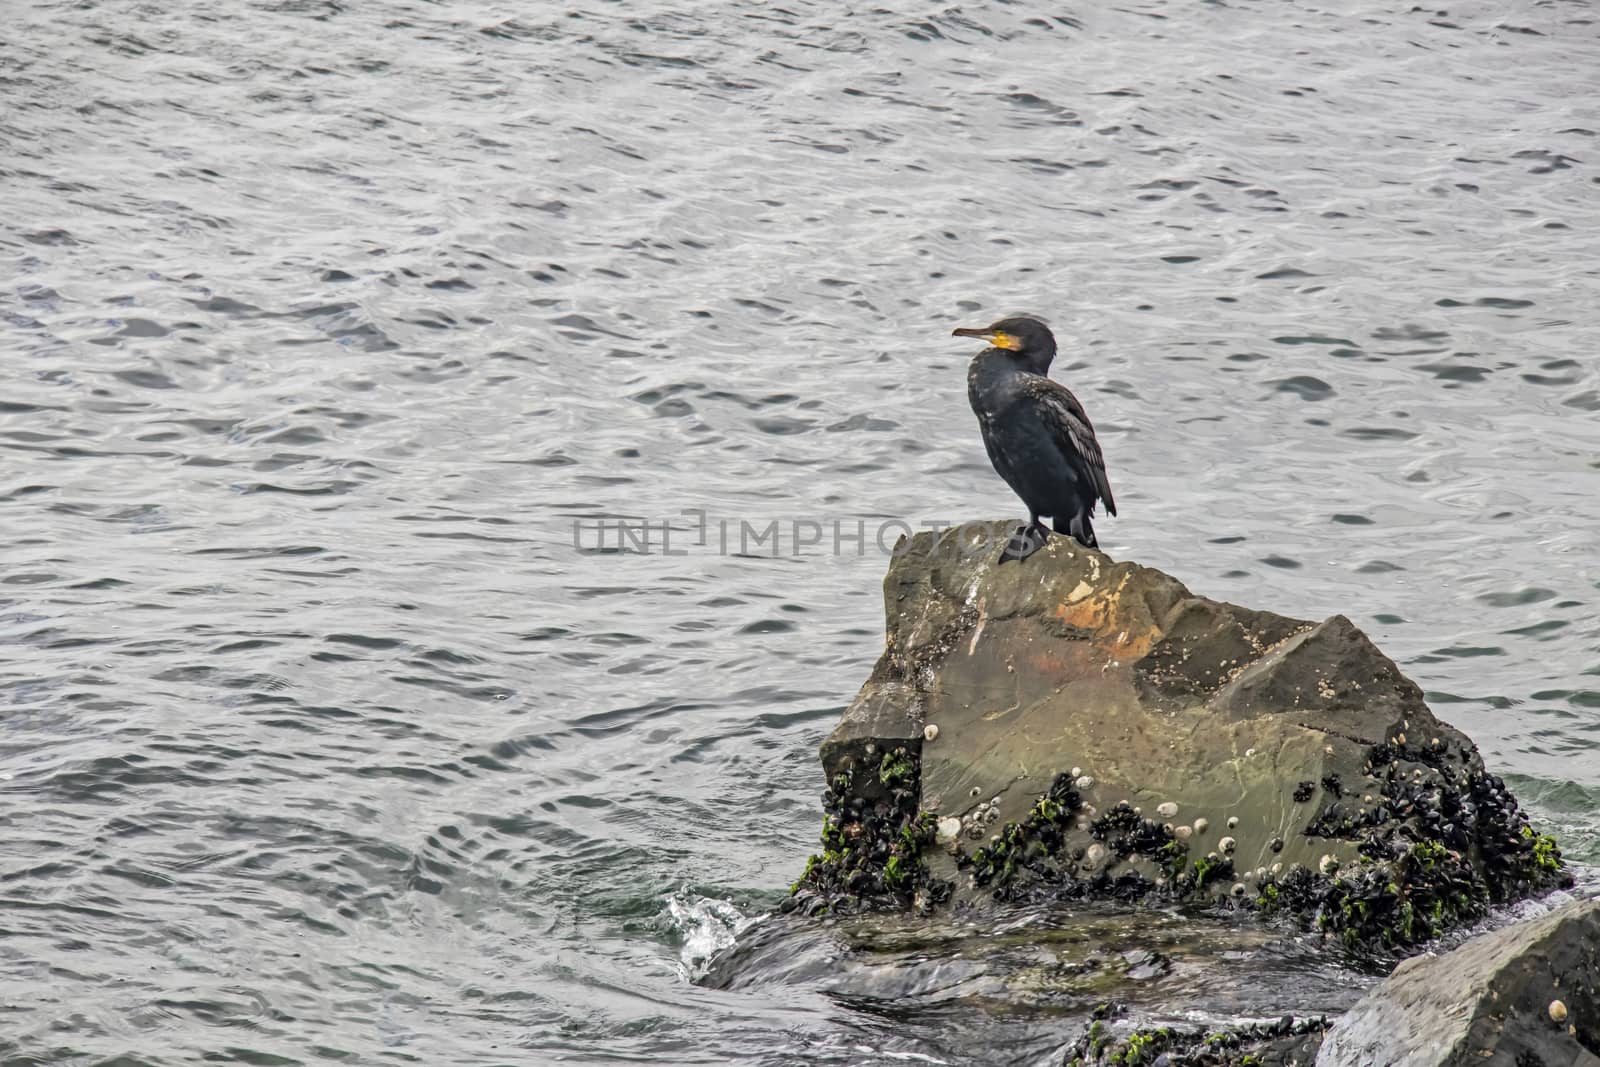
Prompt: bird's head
<box><xmin>952</xmin><ymin>314</ymin><xmax>1057</xmax><ymax>373</ymax></box>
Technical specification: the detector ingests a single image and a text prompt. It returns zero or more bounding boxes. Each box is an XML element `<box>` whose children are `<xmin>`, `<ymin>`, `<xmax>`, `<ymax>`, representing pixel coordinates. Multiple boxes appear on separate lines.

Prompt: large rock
<box><xmin>1318</xmin><ymin>897</ymin><xmax>1600</xmax><ymax>1066</ymax></box>
<box><xmin>789</xmin><ymin>522</ymin><xmax>1570</xmax><ymax>950</ymax></box>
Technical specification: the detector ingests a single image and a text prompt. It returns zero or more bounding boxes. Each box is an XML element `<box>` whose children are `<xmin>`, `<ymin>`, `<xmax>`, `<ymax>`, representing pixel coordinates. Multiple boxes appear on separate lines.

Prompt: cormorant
<box><xmin>954</xmin><ymin>315</ymin><xmax>1116</xmax><ymax>563</ymax></box>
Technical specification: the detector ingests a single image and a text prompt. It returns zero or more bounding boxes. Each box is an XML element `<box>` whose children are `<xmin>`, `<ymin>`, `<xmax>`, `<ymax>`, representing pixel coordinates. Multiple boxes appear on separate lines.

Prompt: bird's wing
<box><xmin>1021</xmin><ymin>377</ymin><xmax>1116</xmax><ymax>515</ymax></box>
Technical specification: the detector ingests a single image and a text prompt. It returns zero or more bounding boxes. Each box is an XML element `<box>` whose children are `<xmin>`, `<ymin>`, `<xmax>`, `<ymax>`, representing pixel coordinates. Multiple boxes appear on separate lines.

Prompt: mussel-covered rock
<box><xmin>791</xmin><ymin>521</ymin><xmax>1570</xmax><ymax>951</ymax></box>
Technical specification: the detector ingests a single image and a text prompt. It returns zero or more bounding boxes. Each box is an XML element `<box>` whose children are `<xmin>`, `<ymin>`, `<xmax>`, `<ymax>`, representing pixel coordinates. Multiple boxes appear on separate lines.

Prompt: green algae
<box><xmin>878</xmin><ymin>749</ymin><xmax>915</xmax><ymax>789</ymax></box>
<box><xmin>1189</xmin><ymin>854</ymin><xmax>1233</xmax><ymax>893</ymax></box>
<box><xmin>1065</xmin><ymin>1011</ymin><xmax>1331</xmax><ymax>1067</ymax></box>
<box><xmin>1524</xmin><ymin>825</ymin><xmax>1562</xmax><ymax>873</ymax></box>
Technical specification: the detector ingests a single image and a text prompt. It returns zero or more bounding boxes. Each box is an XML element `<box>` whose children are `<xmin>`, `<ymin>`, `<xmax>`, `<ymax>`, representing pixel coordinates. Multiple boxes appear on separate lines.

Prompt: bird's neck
<box><xmin>972</xmin><ymin>348</ymin><xmax>1036</xmax><ymax>378</ymax></box>
<box><xmin>969</xmin><ymin>349</ymin><xmax>1034</xmax><ymax>398</ymax></box>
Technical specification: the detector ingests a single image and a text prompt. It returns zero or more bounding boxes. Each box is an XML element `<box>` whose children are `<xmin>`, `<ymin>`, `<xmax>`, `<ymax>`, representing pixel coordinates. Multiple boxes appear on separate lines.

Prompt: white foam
<box><xmin>666</xmin><ymin>892</ymin><xmax>759</xmax><ymax>982</ymax></box>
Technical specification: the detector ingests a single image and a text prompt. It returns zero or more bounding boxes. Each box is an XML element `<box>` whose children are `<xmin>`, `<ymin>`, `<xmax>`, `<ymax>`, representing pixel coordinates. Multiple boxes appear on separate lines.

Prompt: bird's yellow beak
<box><xmin>952</xmin><ymin>326</ymin><xmax>1021</xmax><ymax>351</ymax></box>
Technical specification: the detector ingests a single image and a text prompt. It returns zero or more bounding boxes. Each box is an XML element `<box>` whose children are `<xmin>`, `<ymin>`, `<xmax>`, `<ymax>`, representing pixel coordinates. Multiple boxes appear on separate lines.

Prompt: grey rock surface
<box><xmin>1318</xmin><ymin>897</ymin><xmax>1600</xmax><ymax>1067</ymax></box>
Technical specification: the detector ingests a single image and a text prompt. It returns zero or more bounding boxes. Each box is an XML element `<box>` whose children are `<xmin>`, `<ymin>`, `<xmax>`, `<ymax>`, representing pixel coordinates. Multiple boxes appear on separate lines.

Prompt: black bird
<box><xmin>954</xmin><ymin>315</ymin><xmax>1116</xmax><ymax>562</ymax></box>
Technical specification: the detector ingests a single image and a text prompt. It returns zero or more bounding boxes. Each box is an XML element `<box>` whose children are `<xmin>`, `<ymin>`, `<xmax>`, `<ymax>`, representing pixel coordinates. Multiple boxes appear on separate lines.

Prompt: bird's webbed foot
<box><xmin>999</xmin><ymin>521</ymin><xmax>1050</xmax><ymax>564</ymax></box>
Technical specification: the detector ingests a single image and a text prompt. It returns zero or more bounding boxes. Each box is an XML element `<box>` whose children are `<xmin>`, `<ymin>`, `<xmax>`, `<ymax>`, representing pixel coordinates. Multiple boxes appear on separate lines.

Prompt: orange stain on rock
<box><xmin>1052</xmin><ymin>586</ymin><xmax>1164</xmax><ymax>662</ymax></box>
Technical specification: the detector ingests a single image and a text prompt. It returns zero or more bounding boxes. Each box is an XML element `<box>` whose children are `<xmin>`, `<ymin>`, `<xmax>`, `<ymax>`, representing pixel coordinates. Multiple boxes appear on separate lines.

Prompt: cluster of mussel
<box><xmin>785</xmin><ymin>746</ymin><xmax>949</xmax><ymax>915</ymax></box>
<box><xmin>1267</xmin><ymin>742</ymin><xmax>1569</xmax><ymax>950</ymax></box>
<box><xmin>1061</xmin><ymin>1006</ymin><xmax>1332</xmax><ymax>1067</ymax></box>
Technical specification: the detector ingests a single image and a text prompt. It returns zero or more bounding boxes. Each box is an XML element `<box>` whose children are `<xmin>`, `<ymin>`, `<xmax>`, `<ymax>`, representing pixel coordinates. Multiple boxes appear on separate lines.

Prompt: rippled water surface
<box><xmin>4</xmin><ymin>0</ymin><xmax>1600</xmax><ymax>1062</ymax></box>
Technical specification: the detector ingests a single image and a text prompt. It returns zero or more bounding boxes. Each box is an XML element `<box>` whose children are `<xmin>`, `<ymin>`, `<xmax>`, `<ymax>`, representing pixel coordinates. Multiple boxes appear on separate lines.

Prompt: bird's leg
<box><xmin>999</xmin><ymin>514</ymin><xmax>1051</xmax><ymax>564</ymax></box>
<box><xmin>1068</xmin><ymin>512</ymin><xmax>1098</xmax><ymax>549</ymax></box>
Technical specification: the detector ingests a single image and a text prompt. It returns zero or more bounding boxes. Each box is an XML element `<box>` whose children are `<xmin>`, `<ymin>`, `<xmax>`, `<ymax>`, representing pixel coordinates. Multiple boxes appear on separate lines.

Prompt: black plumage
<box><xmin>954</xmin><ymin>315</ymin><xmax>1116</xmax><ymax>563</ymax></box>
